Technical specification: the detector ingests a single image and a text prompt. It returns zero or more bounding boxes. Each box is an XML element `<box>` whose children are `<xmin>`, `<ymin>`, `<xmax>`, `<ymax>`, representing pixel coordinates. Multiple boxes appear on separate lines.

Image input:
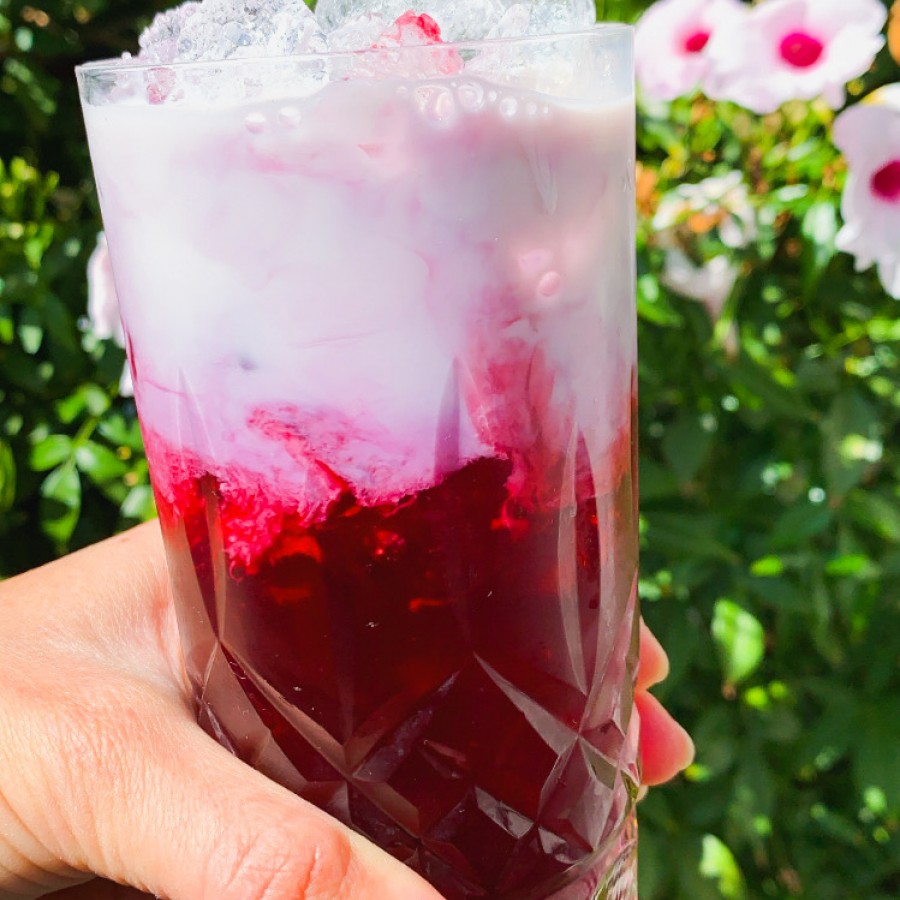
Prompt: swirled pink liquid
<box><xmin>84</xmin><ymin>58</ymin><xmax>638</xmax><ymax>897</ymax></box>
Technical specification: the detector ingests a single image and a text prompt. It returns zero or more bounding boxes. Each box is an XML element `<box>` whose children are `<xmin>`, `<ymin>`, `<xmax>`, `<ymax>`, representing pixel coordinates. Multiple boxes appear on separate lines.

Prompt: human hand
<box><xmin>0</xmin><ymin>523</ymin><xmax>692</xmax><ymax>899</ymax></box>
<box><xmin>0</xmin><ymin>523</ymin><xmax>441</xmax><ymax>900</ymax></box>
<box><xmin>635</xmin><ymin>620</ymin><xmax>695</xmax><ymax>787</ymax></box>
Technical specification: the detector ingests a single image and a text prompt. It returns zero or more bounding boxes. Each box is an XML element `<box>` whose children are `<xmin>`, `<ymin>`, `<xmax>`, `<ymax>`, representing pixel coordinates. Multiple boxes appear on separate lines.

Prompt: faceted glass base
<box><xmin>549</xmin><ymin>810</ymin><xmax>637</xmax><ymax>900</ymax></box>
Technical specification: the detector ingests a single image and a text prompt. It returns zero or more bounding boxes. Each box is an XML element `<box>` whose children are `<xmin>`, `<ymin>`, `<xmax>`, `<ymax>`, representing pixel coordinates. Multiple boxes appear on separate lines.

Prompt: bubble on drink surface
<box><xmin>315</xmin><ymin>0</ymin><xmax>595</xmax><ymax>45</ymax></box>
<box><xmin>138</xmin><ymin>0</ymin><xmax>326</xmax><ymax>64</ymax></box>
<box><xmin>244</xmin><ymin>110</ymin><xmax>267</xmax><ymax>132</ymax></box>
<box><xmin>277</xmin><ymin>104</ymin><xmax>302</xmax><ymax>126</ymax></box>
<box><xmin>499</xmin><ymin>94</ymin><xmax>518</xmax><ymax>117</ymax></box>
<box><xmin>414</xmin><ymin>83</ymin><xmax>456</xmax><ymax>123</ymax></box>
<box><xmin>456</xmin><ymin>80</ymin><xmax>485</xmax><ymax>112</ymax></box>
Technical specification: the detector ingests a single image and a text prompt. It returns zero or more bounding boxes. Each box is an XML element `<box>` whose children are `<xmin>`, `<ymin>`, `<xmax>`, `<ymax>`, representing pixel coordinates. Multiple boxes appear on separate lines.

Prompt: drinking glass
<box><xmin>77</xmin><ymin>26</ymin><xmax>638</xmax><ymax>898</ymax></box>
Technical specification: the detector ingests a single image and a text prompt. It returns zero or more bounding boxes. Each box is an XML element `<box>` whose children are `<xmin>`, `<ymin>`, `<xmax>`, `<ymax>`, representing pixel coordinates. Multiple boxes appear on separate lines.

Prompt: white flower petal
<box><xmin>662</xmin><ymin>250</ymin><xmax>737</xmax><ymax>320</ymax></box>
<box><xmin>119</xmin><ymin>363</ymin><xmax>135</xmax><ymax>398</ymax></box>
<box><xmin>86</xmin><ymin>232</ymin><xmax>125</xmax><ymax>347</ymax></box>
<box><xmin>877</xmin><ymin>256</ymin><xmax>900</xmax><ymax>300</ymax></box>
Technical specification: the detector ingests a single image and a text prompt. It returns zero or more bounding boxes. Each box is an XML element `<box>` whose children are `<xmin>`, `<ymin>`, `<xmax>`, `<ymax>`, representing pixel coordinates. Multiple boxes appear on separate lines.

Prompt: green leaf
<box><xmin>712</xmin><ymin>599</ymin><xmax>765</xmax><ymax>686</ymax></box>
<box><xmin>766</xmin><ymin>501</ymin><xmax>833</xmax><ymax>551</ymax></box>
<box><xmin>801</xmin><ymin>200</ymin><xmax>838</xmax><ymax>292</ymax></box>
<box><xmin>662</xmin><ymin>413</ymin><xmax>714</xmax><ymax>484</ymax></box>
<box><xmin>75</xmin><ymin>440</ymin><xmax>128</xmax><ymax>484</ymax></box>
<box><xmin>55</xmin><ymin>383</ymin><xmax>112</xmax><ymax>424</ymax></box>
<box><xmin>854</xmin><ymin>706</ymin><xmax>900</xmax><ymax>815</ymax></box>
<box><xmin>0</xmin><ymin>439</ymin><xmax>15</xmax><ymax>514</ymax></box>
<box><xmin>41</xmin><ymin>294</ymin><xmax>80</xmax><ymax>353</ymax></box>
<box><xmin>40</xmin><ymin>463</ymin><xmax>81</xmax><ymax>544</ymax></box>
<box><xmin>845</xmin><ymin>491</ymin><xmax>900</xmax><ymax>543</ymax></box>
<box><xmin>638</xmin><ymin>272</ymin><xmax>683</xmax><ymax>326</ymax></box>
<box><xmin>746</xmin><ymin>575</ymin><xmax>809</xmax><ymax>612</ymax></box>
<box><xmin>646</xmin><ymin>512</ymin><xmax>739</xmax><ymax>563</ymax></box>
<box><xmin>699</xmin><ymin>835</ymin><xmax>746</xmax><ymax>899</ymax></box>
<box><xmin>688</xmin><ymin>706</ymin><xmax>740</xmax><ymax>780</ymax></box>
<box><xmin>29</xmin><ymin>433</ymin><xmax>72</xmax><ymax>471</ymax></box>
<box><xmin>120</xmin><ymin>484</ymin><xmax>156</xmax><ymax>521</ymax></box>
<box><xmin>809</xmin><ymin>802</ymin><xmax>866</xmax><ymax>848</ymax></box>
<box><xmin>638</xmin><ymin>458</ymin><xmax>681</xmax><ymax>501</ymax></box>
<box><xmin>822</xmin><ymin>391</ymin><xmax>881</xmax><ymax>499</ymax></box>
<box><xmin>0</xmin><ymin>302</ymin><xmax>13</xmax><ymax>344</ymax></box>
<box><xmin>637</xmin><ymin>827</ymin><xmax>665</xmax><ymax>899</ymax></box>
<box><xmin>730</xmin><ymin>749</ymin><xmax>775</xmax><ymax>829</ymax></box>
<box><xmin>799</xmin><ymin>699</ymin><xmax>857</xmax><ymax>774</ymax></box>
<box><xmin>675</xmin><ymin>836</ymin><xmax>728</xmax><ymax>900</ymax></box>
<box><xmin>825</xmin><ymin>553</ymin><xmax>873</xmax><ymax>578</ymax></box>
<box><xmin>97</xmin><ymin>413</ymin><xmax>145</xmax><ymax>451</ymax></box>
<box><xmin>81</xmin><ymin>383</ymin><xmax>112</xmax><ymax>417</ymax></box>
<box><xmin>750</xmin><ymin>555</ymin><xmax>784</xmax><ymax>577</ymax></box>
<box><xmin>17</xmin><ymin>305</ymin><xmax>43</xmax><ymax>354</ymax></box>
<box><xmin>728</xmin><ymin>356</ymin><xmax>813</xmax><ymax>420</ymax></box>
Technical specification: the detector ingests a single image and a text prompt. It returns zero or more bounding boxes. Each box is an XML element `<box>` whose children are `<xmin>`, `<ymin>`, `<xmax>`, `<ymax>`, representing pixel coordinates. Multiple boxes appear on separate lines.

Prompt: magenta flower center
<box><xmin>683</xmin><ymin>30</ymin><xmax>711</xmax><ymax>54</ymax></box>
<box><xmin>871</xmin><ymin>160</ymin><xmax>900</xmax><ymax>203</ymax></box>
<box><xmin>779</xmin><ymin>31</ymin><xmax>824</xmax><ymax>68</ymax></box>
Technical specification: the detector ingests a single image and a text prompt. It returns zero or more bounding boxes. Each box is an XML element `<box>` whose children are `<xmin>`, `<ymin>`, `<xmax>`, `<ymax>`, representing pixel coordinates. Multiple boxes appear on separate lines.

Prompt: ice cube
<box><xmin>527</xmin><ymin>0</ymin><xmax>595</xmax><ymax>36</ymax></box>
<box><xmin>461</xmin><ymin>1</ymin><xmax>596</xmax><ymax>92</ymax></box>
<box><xmin>326</xmin><ymin>12</ymin><xmax>386</xmax><ymax>51</ymax></box>
<box><xmin>138</xmin><ymin>2</ymin><xmax>202</xmax><ymax>63</ymax></box>
<box><xmin>483</xmin><ymin>1</ymin><xmax>596</xmax><ymax>39</ymax></box>
<box><xmin>486</xmin><ymin>4</ymin><xmax>531</xmax><ymax>40</ymax></box>
<box><xmin>328</xmin><ymin>10</ymin><xmax>462</xmax><ymax>77</ymax></box>
<box><xmin>139</xmin><ymin>0</ymin><xmax>326</xmax><ymax>64</ymax></box>
<box><xmin>314</xmin><ymin>0</ymin><xmax>404</xmax><ymax>33</ymax></box>
<box><xmin>316</xmin><ymin>0</ymin><xmax>595</xmax><ymax>44</ymax></box>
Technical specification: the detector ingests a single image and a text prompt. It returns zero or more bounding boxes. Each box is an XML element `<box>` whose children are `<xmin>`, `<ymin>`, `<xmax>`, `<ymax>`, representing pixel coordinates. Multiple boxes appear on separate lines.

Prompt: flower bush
<box><xmin>1</xmin><ymin>0</ymin><xmax>899</xmax><ymax>897</ymax></box>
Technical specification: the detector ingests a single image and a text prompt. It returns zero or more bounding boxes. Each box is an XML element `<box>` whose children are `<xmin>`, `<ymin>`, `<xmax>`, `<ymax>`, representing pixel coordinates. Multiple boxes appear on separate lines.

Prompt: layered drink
<box><xmin>78</xmin><ymin>3</ymin><xmax>638</xmax><ymax>896</ymax></box>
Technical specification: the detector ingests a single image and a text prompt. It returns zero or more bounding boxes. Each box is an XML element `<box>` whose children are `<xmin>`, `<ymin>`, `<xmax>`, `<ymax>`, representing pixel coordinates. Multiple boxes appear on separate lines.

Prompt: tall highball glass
<box><xmin>78</xmin><ymin>26</ymin><xmax>638</xmax><ymax>898</ymax></box>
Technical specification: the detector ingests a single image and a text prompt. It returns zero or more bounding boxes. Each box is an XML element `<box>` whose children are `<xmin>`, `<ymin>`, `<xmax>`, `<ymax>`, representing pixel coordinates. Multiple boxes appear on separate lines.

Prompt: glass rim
<box><xmin>75</xmin><ymin>22</ymin><xmax>632</xmax><ymax>77</ymax></box>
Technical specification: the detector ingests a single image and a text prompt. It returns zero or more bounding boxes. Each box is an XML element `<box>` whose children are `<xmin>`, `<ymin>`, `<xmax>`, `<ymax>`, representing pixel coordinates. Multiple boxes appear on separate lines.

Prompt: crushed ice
<box><xmin>138</xmin><ymin>0</ymin><xmax>326</xmax><ymax>63</ymax></box>
<box><xmin>136</xmin><ymin>0</ymin><xmax>596</xmax><ymax>64</ymax></box>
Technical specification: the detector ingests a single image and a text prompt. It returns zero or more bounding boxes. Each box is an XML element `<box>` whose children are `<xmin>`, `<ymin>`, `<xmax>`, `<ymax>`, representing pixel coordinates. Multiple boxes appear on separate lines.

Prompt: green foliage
<box><xmin>1</xmin><ymin>0</ymin><xmax>899</xmax><ymax>898</ymax></box>
<box><xmin>0</xmin><ymin>1</ymin><xmax>159</xmax><ymax>570</ymax></box>
<box><xmin>615</xmin><ymin>0</ymin><xmax>900</xmax><ymax>894</ymax></box>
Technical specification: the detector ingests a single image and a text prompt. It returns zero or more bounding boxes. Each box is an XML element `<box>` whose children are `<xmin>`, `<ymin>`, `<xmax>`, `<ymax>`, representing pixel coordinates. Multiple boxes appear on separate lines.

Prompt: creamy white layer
<box><xmin>83</xmin><ymin>74</ymin><xmax>635</xmax><ymax>514</ymax></box>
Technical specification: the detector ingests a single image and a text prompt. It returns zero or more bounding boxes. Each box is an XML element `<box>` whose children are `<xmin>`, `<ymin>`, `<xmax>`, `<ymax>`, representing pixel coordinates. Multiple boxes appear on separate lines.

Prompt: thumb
<box><xmin>85</xmin><ymin>712</ymin><xmax>442</xmax><ymax>900</ymax></box>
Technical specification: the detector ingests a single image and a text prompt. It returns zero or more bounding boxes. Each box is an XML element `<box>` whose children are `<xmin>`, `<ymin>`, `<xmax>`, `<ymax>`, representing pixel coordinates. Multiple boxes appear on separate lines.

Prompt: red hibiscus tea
<box><xmin>79</xmin><ymin>21</ymin><xmax>638</xmax><ymax>900</ymax></box>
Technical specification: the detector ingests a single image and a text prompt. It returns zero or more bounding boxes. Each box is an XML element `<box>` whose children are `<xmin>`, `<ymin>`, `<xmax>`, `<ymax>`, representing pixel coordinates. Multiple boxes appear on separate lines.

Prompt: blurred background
<box><xmin>0</xmin><ymin>0</ymin><xmax>898</xmax><ymax>896</ymax></box>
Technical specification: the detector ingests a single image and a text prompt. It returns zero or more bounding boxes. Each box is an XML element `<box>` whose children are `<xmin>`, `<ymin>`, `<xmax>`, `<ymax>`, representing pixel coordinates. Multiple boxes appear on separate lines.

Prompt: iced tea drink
<box><xmin>78</xmin><ymin>10</ymin><xmax>638</xmax><ymax>898</ymax></box>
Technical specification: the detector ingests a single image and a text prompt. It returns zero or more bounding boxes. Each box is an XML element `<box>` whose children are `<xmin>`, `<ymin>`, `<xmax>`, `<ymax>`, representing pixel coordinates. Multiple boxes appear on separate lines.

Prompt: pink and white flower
<box><xmin>834</xmin><ymin>85</ymin><xmax>900</xmax><ymax>299</ymax></box>
<box><xmin>86</xmin><ymin>232</ymin><xmax>133</xmax><ymax>396</ymax></box>
<box><xmin>706</xmin><ymin>0</ymin><xmax>886</xmax><ymax>114</ymax></box>
<box><xmin>635</xmin><ymin>0</ymin><xmax>746</xmax><ymax>102</ymax></box>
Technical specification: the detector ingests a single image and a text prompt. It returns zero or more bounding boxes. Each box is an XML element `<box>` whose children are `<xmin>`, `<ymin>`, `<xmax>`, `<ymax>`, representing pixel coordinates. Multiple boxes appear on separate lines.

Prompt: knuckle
<box><xmin>212</xmin><ymin>817</ymin><xmax>355</xmax><ymax>900</ymax></box>
<box><xmin>305</xmin><ymin>826</ymin><xmax>355</xmax><ymax>900</ymax></box>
